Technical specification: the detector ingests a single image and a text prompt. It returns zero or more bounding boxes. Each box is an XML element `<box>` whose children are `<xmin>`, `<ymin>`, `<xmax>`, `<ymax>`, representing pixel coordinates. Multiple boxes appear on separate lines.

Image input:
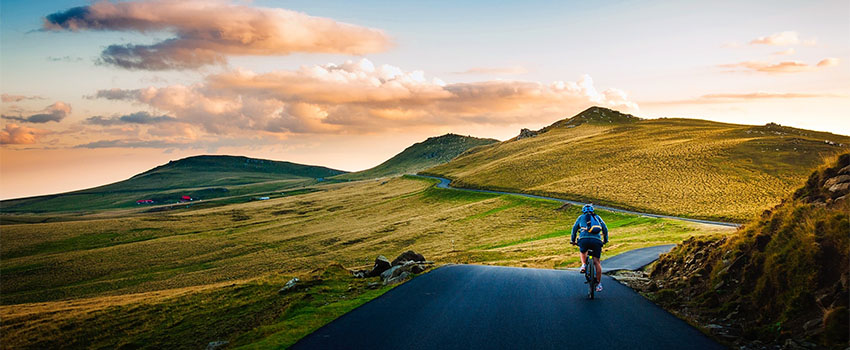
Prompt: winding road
<box><xmin>416</xmin><ymin>175</ymin><xmax>740</xmax><ymax>228</ymax></box>
<box><xmin>290</xmin><ymin>175</ymin><xmax>734</xmax><ymax>349</ymax></box>
<box><xmin>293</xmin><ymin>247</ymin><xmax>723</xmax><ymax>349</ymax></box>
<box><xmin>291</xmin><ymin>175</ymin><xmax>738</xmax><ymax>350</ymax></box>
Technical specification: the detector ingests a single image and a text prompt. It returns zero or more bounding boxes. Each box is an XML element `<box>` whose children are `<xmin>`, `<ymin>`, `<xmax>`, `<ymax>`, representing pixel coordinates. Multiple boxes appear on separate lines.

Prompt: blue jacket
<box><xmin>570</xmin><ymin>212</ymin><xmax>609</xmax><ymax>243</ymax></box>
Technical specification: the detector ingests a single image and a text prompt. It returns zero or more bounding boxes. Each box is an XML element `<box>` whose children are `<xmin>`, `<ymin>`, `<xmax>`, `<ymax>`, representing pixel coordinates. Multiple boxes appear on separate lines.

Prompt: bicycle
<box><xmin>571</xmin><ymin>242</ymin><xmax>598</xmax><ymax>299</ymax></box>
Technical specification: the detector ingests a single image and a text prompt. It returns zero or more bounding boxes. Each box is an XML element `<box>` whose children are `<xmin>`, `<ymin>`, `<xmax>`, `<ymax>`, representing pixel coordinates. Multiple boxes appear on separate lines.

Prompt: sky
<box><xmin>1</xmin><ymin>0</ymin><xmax>848</xmax><ymax>200</ymax></box>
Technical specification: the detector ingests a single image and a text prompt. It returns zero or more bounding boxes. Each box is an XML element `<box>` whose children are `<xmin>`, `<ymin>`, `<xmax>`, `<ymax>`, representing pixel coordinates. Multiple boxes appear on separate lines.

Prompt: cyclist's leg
<box><xmin>593</xmin><ymin>255</ymin><xmax>602</xmax><ymax>283</ymax></box>
<box><xmin>577</xmin><ymin>239</ymin><xmax>589</xmax><ymax>272</ymax></box>
<box><xmin>589</xmin><ymin>241</ymin><xmax>603</xmax><ymax>283</ymax></box>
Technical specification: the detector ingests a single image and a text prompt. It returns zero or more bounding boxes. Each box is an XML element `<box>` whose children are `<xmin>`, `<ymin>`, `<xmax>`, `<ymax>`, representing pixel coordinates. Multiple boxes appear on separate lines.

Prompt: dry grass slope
<box><xmin>648</xmin><ymin>153</ymin><xmax>850</xmax><ymax>349</ymax></box>
<box><xmin>425</xmin><ymin>107</ymin><xmax>850</xmax><ymax>222</ymax></box>
<box><xmin>1</xmin><ymin>175</ymin><xmax>732</xmax><ymax>348</ymax></box>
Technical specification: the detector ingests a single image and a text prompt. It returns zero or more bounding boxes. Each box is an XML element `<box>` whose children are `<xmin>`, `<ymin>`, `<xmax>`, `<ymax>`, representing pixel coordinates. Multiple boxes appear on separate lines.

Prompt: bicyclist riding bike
<box><xmin>570</xmin><ymin>204</ymin><xmax>609</xmax><ymax>292</ymax></box>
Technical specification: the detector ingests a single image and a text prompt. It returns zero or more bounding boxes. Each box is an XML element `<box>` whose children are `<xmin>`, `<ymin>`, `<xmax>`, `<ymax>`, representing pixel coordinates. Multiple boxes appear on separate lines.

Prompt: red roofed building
<box><xmin>181</xmin><ymin>195</ymin><xmax>192</xmax><ymax>201</ymax></box>
<box><xmin>136</xmin><ymin>199</ymin><xmax>154</xmax><ymax>204</ymax></box>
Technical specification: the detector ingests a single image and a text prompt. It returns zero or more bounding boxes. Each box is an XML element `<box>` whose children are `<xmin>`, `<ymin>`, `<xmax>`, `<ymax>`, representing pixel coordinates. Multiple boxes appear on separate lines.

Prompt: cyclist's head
<box><xmin>582</xmin><ymin>204</ymin><xmax>594</xmax><ymax>213</ymax></box>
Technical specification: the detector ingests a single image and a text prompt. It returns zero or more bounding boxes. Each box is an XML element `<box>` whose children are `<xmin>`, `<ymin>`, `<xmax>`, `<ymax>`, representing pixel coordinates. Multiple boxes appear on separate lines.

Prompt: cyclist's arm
<box><xmin>570</xmin><ymin>217</ymin><xmax>580</xmax><ymax>243</ymax></box>
<box><xmin>599</xmin><ymin>216</ymin><xmax>609</xmax><ymax>244</ymax></box>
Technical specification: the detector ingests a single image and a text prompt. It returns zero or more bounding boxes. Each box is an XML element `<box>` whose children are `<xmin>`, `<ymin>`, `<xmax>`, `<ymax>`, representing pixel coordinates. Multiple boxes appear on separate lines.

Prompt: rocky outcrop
<box><xmin>352</xmin><ymin>255</ymin><xmax>392</xmax><ymax>278</ymax></box>
<box><xmin>391</xmin><ymin>250</ymin><xmax>425</xmax><ymax>266</ymax></box>
<box><xmin>353</xmin><ymin>251</ymin><xmax>434</xmax><ymax>285</ymax></box>
<box><xmin>516</xmin><ymin>128</ymin><xmax>538</xmax><ymax>140</ymax></box>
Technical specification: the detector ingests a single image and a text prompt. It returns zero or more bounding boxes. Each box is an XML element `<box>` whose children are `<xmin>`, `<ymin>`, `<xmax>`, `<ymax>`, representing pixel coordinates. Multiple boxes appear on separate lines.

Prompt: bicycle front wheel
<box><xmin>587</xmin><ymin>258</ymin><xmax>596</xmax><ymax>299</ymax></box>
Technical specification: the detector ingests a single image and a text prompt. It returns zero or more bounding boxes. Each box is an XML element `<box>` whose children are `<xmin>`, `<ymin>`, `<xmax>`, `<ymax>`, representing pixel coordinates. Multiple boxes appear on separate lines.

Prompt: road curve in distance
<box><xmin>414</xmin><ymin>175</ymin><xmax>740</xmax><ymax>228</ymax></box>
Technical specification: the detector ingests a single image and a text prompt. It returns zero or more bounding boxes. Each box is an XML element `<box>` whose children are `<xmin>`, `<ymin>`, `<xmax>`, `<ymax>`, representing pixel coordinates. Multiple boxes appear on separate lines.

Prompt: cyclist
<box><xmin>570</xmin><ymin>204</ymin><xmax>609</xmax><ymax>292</ymax></box>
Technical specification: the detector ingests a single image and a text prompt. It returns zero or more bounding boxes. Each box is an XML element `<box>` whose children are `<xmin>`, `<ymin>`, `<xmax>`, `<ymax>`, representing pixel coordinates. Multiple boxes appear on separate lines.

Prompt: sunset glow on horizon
<box><xmin>2</xmin><ymin>0</ymin><xmax>848</xmax><ymax>200</ymax></box>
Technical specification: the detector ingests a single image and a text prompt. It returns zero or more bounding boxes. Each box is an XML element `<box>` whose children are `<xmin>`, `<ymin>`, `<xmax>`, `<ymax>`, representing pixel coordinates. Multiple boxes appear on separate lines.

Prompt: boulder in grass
<box><xmin>380</xmin><ymin>265</ymin><xmax>401</xmax><ymax>281</ymax></box>
<box><xmin>366</xmin><ymin>255</ymin><xmax>392</xmax><ymax>277</ymax></box>
<box><xmin>385</xmin><ymin>271</ymin><xmax>411</xmax><ymax>285</ymax></box>
<box><xmin>278</xmin><ymin>277</ymin><xmax>300</xmax><ymax>294</ymax></box>
<box><xmin>391</xmin><ymin>250</ymin><xmax>425</xmax><ymax>266</ymax></box>
<box><xmin>207</xmin><ymin>341</ymin><xmax>229</xmax><ymax>350</ymax></box>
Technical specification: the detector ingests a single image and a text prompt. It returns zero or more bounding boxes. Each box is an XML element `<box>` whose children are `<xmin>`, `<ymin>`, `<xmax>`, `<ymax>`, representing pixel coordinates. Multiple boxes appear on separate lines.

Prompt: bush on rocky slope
<box><xmin>649</xmin><ymin>153</ymin><xmax>849</xmax><ymax>349</ymax></box>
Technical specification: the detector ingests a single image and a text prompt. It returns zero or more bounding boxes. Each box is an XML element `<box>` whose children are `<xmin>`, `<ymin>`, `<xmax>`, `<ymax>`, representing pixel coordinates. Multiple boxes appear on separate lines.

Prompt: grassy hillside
<box><xmin>0</xmin><ymin>155</ymin><xmax>345</xmax><ymax>213</ymax></box>
<box><xmin>424</xmin><ymin>106</ymin><xmax>850</xmax><ymax>222</ymax></box>
<box><xmin>1</xmin><ymin>176</ymin><xmax>732</xmax><ymax>348</ymax></box>
<box><xmin>334</xmin><ymin>133</ymin><xmax>498</xmax><ymax>181</ymax></box>
<box><xmin>648</xmin><ymin>153</ymin><xmax>849</xmax><ymax>349</ymax></box>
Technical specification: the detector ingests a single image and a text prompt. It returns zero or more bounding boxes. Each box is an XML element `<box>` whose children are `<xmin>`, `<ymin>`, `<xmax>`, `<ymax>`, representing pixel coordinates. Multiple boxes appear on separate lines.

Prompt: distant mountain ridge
<box><xmin>126</xmin><ymin>155</ymin><xmax>345</xmax><ymax>189</ymax></box>
<box><xmin>334</xmin><ymin>133</ymin><xmax>498</xmax><ymax>180</ymax></box>
<box><xmin>1</xmin><ymin>155</ymin><xmax>346</xmax><ymax>213</ymax></box>
<box><xmin>424</xmin><ymin>106</ymin><xmax>850</xmax><ymax>222</ymax></box>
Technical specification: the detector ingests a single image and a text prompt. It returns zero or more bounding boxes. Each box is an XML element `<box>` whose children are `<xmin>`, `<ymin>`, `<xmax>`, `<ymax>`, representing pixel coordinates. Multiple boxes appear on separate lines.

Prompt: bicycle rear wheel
<box><xmin>587</xmin><ymin>257</ymin><xmax>596</xmax><ymax>299</ymax></box>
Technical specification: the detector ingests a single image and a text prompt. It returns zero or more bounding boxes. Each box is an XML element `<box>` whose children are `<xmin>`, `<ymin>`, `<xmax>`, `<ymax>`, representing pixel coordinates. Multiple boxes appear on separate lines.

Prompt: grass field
<box><xmin>0</xmin><ymin>175</ymin><xmax>733</xmax><ymax>348</ymax></box>
<box><xmin>424</xmin><ymin>107</ymin><xmax>850</xmax><ymax>222</ymax></box>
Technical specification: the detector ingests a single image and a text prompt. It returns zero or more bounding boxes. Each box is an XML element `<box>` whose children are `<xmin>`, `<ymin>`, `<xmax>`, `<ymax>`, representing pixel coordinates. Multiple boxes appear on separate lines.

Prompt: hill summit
<box><xmin>335</xmin><ymin>133</ymin><xmax>498</xmax><ymax>180</ymax></box>
<box><xmin>547</xmin><ymin>106</ymin><xmax>641</xmax><ymax>129</ymax></box>
<box><xmin>514</xmin><ymin>106</ymin><xmax>641</xmax><ymax>140</ymax></box>
<box><xmin>1</xmin><ymin>155</ymin><xmax>346</xmax><ymax>213</ymax></box>
<box><xmin>135</xmin><ymin>155</ymin><xmax>345</xmax><ymax>182</ymax></box>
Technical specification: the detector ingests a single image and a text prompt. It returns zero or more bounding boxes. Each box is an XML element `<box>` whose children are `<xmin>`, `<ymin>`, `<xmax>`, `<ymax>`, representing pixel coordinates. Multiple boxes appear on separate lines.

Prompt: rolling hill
<box><xmin>0</xmin><ymin>155</ymin><xmax>346</xmax><ymax>213</ymax></box>
<box><xmin>423</xmin><ymin>106</ymin><xmax>850</xmax><ymax>222</ymax></box>
<box><xmin>333</xmin><ymin>133</ymin><xmax>498</xmax><ymax>181</ymax></box>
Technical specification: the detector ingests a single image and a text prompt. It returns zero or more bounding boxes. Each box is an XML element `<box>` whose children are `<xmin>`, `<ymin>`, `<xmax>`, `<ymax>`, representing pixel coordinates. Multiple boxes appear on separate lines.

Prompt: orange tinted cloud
<box><xmin>454</xmin><ymin>66</ymin><xmax>529</xmax><ymax>75</ymax></box>
<box><xmin>0</xmin><ymin>124</ymin><xmax>51</xmax><ymax>144</ymax></box>
<box><xmin>1</xmin><ymin>94</ymin><xmax>45</xmax><ymax>103</ymax></box>
<box><xmin>43</xmin><ymin>0</ymin><xmax>391</xmax><ymax>70</ymax></box>
<box><xmin>92</xmin><ymin>59</ymin><xmax>638</xmax><ymax>135</ymax></box>
<box><xmin>772</xmin><ymin>48</ymin><xmax>795</xmax><ymax>56</ymax></box>
<box><xmin>817</xmin><ymin>57</ymin><xmax>839</xmax><ymax>67</ymax></box>
<box><xmin>719</xmin><ymin>58</ymin><xmax>839</xmax><ymax>74</ymax></box>
<box><xmin>749</xmin><ymin>31</ymin><xmax>801</xmax><ymax>46</ymax></box>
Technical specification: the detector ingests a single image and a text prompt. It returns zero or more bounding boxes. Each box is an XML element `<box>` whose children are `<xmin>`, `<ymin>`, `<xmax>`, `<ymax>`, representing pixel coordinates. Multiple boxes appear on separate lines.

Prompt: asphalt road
<box><xmin>415</xmin><ymin>175</ymin><xmax>740</xmax><ymax>228</ymax></box>
<box><xmin>600</xmin><ymin>244</ymin><xmax>676</xmax><ymax>272</ymax></box>
<box><xmin>292</xmin><ymin>263</ymin><xmax>724</xmax><ymax>350</ymax></box>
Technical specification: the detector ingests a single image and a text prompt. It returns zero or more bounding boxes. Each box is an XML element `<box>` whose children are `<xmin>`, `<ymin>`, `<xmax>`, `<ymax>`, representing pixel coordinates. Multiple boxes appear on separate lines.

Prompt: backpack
<box><xmin>584</xmin><ymin>213</ymin><xmax>603</xmax><ymax>234</ymax></box>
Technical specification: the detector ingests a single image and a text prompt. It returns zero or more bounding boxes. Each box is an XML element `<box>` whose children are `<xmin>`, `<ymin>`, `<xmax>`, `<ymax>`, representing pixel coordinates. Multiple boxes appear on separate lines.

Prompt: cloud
<box><xmin>73</xmin><ymin>139</ymin><xmax>190</xmax><ymax>149</ymax></box>
<box><xmin>2</xmin><ymin>102</ymin><xmax>71</xmax><ymax>123</ymax></box>
<box><xmin>749</xmin><ymin>31</ymin><xmax>801</xmax><ymax>46</ymax></box>
<box><xmin>92</xmin><ymin>58</ymin><xmax>638</xmax><ymax>135</ymax></box>
<box><xmin>0</xmin><ymin>124</ymin><xmax>51</xmax><ymax>144</ymax></box>
<box><xmin>817</xmin><ymin>57</ymin><xmax>839</xmax><ymax>67</ymax></box>
<box><xmin>718</xmin><ymin>58</ymin><xmax>839</xmax><ymax>74</ymax></box>
<box><xmin>1</xmin><ymin>94</ymin><xmax>45</xmax><ymax>103</ymax></box>
<box><xmin>642</xmin><ymin>92</ymin><xmax>844</xmax><ymax>106</ymax></box>
<box><xmin>47</xmin><ymin>56</ymin><xmax>83</xmax><ymax>62</ymax></box>
<box><xmin>43</xmin><ymin>0</ymin><xmax>391</xmax><ymax>70</ymax></box>
<box><xmin>86</xmin><ymin>111</ymin><xmax>177</xmax><ymax>125</ymax></box>
<box><xmin>454</xmin><ymin>66</ymin><xmax>529</xmax><ymax>75</ymax></box>
<box><xmin>772</xmin><ymin>48</ymin><xmax>795</xmax><ymax>56</ymax></box>
<box><xmin>87</xmin><ymin>88</ymin><xmax>140</xmax><ymax>100</ymax></box>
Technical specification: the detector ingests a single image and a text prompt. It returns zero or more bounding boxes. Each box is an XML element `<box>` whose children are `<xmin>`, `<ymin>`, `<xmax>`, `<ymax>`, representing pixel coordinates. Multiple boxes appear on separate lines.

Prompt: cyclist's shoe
<box><xmin>595</xmin><ymin>283</ymin><xmax>603</xmax><ymax>292</ymax></box>
<box><xmin>579</xmin><ymin>264</ymin><xmax>586</xmax><ymax>273</ymax></box>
